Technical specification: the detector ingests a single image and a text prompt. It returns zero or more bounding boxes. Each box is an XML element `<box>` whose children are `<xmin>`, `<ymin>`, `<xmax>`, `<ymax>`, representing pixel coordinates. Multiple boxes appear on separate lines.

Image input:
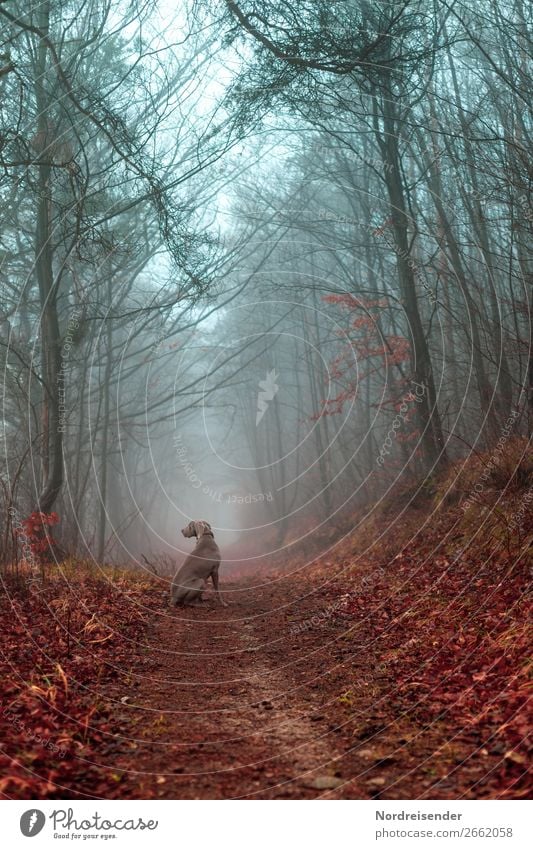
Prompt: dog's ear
<box><xmin>194</xmin><ymin>520</ymin><xmax>211</xmax><ymax>538</ymax></box>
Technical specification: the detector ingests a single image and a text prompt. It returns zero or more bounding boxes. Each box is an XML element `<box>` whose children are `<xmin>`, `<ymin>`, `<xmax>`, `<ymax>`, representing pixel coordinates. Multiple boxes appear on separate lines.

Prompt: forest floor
<box><xmin>1</xmin><ymin>453</ymin><xmax>531</xmax><ymax>799</ymax></box>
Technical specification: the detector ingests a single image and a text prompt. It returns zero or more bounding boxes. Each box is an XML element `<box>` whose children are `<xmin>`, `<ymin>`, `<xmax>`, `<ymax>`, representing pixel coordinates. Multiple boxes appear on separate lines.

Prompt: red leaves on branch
<box><xmin>313</xmin><ymin>295</ymin><xmax>411</xmax><ymax>418</ymax></box>
<box><xmin>322</xmin><ymin>294</ymin><xmax>389</xmax><ymax>310</ymax></box>
<box><xmin>16</xmin><ymin>512</ymin><xmax>60</xmax><ymax>561</ymax></box>
<box><xmin>371</xmin><ymin>217</ymin><xmax>394</xmax><ymax>237</ymax></box>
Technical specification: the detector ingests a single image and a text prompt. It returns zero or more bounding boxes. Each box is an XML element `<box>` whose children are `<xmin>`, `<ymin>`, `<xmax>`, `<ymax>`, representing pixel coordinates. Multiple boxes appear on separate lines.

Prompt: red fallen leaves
<box><xmin>0</xmin><ymin>569</ymin><xmax>163</xmax><ymax>798</ymax></box>
<box><xmin>328</xmin><ymin>509</ymin><xmax>532</xmax><ymax>798</ymax></box>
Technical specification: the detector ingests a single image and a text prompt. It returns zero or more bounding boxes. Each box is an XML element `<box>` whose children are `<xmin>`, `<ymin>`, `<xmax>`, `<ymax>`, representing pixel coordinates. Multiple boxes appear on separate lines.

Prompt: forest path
<box><xmin>105</xmin><ymin>553</ymin><xmax>516</xmax><ymax>801</ymax></box>
<box><xmin>112</xmin><ymin>575</ymin><xmax>361</xmax><ymax>799</ymax></box>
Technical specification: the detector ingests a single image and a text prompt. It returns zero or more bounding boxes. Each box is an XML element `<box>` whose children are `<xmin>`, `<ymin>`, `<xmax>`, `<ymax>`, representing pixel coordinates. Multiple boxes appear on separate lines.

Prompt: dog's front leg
<box><xmin>212</xmin><ymin>567</ymin><xmax>228</xmax><ymax>607</ymax></box>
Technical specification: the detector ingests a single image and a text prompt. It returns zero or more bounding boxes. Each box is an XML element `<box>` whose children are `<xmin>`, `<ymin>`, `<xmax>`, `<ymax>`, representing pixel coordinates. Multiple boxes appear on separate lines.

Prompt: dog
<box><xmin>170</xmin><ymin>520</ymin><xmax>227</xmax><ymax>607</ymax></box>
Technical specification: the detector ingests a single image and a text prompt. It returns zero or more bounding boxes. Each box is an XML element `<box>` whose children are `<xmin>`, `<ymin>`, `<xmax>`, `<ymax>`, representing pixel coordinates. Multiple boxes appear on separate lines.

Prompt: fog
<box><xmin>1</xmin><ymin>0</ymin><xmax>530</xmax><ymax>572</ymax></box>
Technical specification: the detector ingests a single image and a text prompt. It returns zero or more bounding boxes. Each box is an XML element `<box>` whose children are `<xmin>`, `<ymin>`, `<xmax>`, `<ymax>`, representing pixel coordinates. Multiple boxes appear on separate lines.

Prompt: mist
<box><xmin>0</xmin><ymin>0</ymin><xmax>530</xmax><ymax>569</ymax></box>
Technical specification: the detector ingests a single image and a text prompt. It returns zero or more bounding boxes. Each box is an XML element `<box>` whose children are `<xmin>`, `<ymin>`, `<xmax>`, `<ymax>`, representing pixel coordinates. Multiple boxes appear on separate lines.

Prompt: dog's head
<box><xmin>181</xmin><ymin>520</ymin><xmax>213</xmax><ymax>539</ymax></box>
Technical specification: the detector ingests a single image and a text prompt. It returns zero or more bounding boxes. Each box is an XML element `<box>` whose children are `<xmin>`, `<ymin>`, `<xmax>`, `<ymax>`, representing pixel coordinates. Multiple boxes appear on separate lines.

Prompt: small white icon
<box><xmin>256</xmin><ymin>369</ymin><xmax>279</xmax><ymax>425</ymax></box>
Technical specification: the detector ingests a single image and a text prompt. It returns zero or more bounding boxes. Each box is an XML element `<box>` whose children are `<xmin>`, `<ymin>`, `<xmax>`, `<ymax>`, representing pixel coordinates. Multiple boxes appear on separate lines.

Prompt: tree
<box><xmin>0</xmin><ymin>0</ymin><xmax>239</xmax><ymax>523</ymax></box>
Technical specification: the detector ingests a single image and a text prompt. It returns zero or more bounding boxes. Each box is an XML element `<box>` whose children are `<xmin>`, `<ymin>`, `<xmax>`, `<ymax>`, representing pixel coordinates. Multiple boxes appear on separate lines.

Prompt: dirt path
<box><xmin>111</xmin><ymin>576</ymin><xmax>359</xmax><ymax>799</ymax></box>
<box><xmin>100</xmin><ymin>555</ymin><xmax>525</xmax><ymax>801</ymax></box>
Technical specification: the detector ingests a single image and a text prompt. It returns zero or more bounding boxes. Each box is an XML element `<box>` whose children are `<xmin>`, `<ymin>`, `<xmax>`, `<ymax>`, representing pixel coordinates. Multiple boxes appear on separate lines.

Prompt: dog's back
<box><xmin>177</xmin><ymin>535</ymin><xmax>220</xmax><ymax>582</ymax></box>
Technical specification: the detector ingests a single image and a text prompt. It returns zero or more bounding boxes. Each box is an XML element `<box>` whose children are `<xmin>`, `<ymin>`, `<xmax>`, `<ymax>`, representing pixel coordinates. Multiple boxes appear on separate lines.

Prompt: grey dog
<box><xmin>170</xmin><ymin>520</ymin><xmax>227</xmax><ymax>607</ymax></box>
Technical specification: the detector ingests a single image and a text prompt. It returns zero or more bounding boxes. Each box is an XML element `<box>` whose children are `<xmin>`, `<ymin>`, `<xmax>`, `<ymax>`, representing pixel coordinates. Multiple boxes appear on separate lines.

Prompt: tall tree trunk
<box><xmin>375</xmin><ymin>89</ymin><xmax>447</xmax><ymax>469</ymax></box>
<box><xmin>412</xmin><ymin>124</ymin><xmax>498</xmax><ymax>444</ymax></box>
<box><xmin>35</xmin><ymin>1</ymin><xmax>63</xmax><ymax>513</ymax></box>
<box><xmin>305</xmin><ymin>254</ymin><xmax>333</xmax><ymax>514</ymax></box>
<box><xmin>445</xmin><ymin>53</ymin><xmax>514</xmax><ymax>417</ymax></box>
<box><xmin>96</xmin><ymin>301</ymin><xmax>113</xmax><ymax>563</ymax></box>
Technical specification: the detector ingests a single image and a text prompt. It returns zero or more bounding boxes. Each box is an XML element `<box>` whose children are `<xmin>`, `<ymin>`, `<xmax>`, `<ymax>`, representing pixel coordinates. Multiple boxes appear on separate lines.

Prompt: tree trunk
<box><xmin>376</xmin><ymin>90</ymin><xmax>447</xmax><ymax>469</ymax></box>
<box><xmin>35</xmin><ymin>1</ymin><xmax>63</xmax><ymax>514</ymax></box>
<box><xmin>96</xmin><ymin>294</ymin><xmax>113</xmax><ymax>563</ymax></box>
<box><xmin>412</xmin><ymin>123</ymin><xmax>498</xmax><ymax>444</ymax></box>
<box><xmin>445</xmin><ymin>54</ymin><xmax>514</xmax><ymax>417</ymax></box>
